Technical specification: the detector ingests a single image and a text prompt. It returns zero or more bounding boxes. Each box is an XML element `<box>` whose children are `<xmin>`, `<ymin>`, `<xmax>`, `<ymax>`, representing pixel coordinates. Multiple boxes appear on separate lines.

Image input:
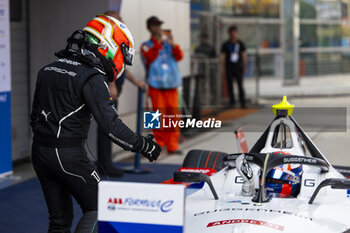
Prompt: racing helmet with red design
<box><xmin>83</xmin><ymin>14</ymin><xmax>135</xmax><ymax>80</ymax></box>
<box><xmin>265</xmin><ymin>151</ymin><xmax>303</xmax><ymax>198</ymax></box>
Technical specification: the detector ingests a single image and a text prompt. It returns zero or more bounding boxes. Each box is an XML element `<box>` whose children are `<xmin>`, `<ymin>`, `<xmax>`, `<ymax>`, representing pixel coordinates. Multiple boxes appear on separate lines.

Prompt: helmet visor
<box><xmin>120</xmin><ymin>42</ymin><xmax>135</xmax><ymax>66</ymax></box>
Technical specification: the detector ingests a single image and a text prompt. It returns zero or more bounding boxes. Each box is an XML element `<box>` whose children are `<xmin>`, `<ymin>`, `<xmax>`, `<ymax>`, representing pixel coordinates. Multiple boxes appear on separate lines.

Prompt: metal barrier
<box><xmin>124</xmin><ymin>87</ymin><xmax>152</xmax><ymax>174</ymax></box>
<box><xmin>183</xmin><ymin>54</ymin><xmax>262</xmax><ymax>118</ymax></box>
<box><xmin>187</xmin><ymin>57</ymin><xmax>221</xmax><ymax>107</ymax></box>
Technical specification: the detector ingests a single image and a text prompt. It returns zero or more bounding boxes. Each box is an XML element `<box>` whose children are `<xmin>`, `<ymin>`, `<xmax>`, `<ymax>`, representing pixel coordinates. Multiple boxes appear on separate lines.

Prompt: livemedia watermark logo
<box><xmin>143</xmin><ymin>109</ymin><xmax>222</xmax><ymax>130</ymax></box>
<box><xmin>143</xmin><ymin>110</ymin><xmax>162</xmax><ymax>129</ymax></box>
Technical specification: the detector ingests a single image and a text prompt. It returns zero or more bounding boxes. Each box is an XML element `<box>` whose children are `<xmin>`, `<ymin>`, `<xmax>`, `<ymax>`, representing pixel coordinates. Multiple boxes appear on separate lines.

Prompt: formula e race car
<box><xmin>170</xmin><ymin>96</ymin><xmax>350</xmax><ymax>233</ymax></box>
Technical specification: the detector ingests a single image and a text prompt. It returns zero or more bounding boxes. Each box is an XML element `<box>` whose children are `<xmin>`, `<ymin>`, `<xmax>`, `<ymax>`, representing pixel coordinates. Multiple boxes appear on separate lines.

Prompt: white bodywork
<box><xmin>183</xmin><ymin>117</ymin><xmax>350</xmax><ymax>233</ymax></box>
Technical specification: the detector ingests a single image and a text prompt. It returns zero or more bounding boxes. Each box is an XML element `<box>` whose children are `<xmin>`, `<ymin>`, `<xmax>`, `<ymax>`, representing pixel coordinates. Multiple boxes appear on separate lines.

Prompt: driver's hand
<box><xmin>236</xmin><ymin>154</ymin><xmax>255</xmax><ymax>196</ymax></box>
<box><xmin>236</xmin><ymin>154</ymin><xmax>253</xmax><ymax>181</ymax></box>
<box><xmin>140</xmin><ymin>134</ymin><xmax>161</xmax><ymax>162</ymax></box>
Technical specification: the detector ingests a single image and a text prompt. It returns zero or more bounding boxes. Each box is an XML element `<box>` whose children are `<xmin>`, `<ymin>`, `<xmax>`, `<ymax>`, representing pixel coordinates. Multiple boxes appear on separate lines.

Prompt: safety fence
<box><xmin>182</xmin><ymin>57</ymin><xmax>219</xmax><ymax>121</ymax></box>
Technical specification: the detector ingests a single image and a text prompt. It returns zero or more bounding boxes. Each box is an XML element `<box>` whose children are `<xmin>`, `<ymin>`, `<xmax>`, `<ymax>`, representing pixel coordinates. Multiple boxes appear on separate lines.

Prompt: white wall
<box><xmin>28</xmin><ymin>0</ymin><xmax>110</xmax><ymax>158</ymax></box>
<box><xmin>29</xmin><ymin>0</ymin><xmax>190</xmax><ymax>116</ymax></box>
<box><xmin>117</xmin><ymin>0</ymin><xmax>191</xmax><ymax>114</ymax></box>
<box><xmin>29</xmin><ymin>0</ymin><xmax>109</xmax><ymax>98</ymax></box>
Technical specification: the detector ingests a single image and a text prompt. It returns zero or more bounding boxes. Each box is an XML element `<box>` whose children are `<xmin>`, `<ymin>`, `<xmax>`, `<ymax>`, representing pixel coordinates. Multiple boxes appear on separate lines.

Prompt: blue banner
<box><xmin>0</xmin><ymin>91</ymin><xmax>12</xmax><ymax>175</ymax></box>
<box><xmin>0</xmin><ymin>0</ymin><xmax>12</xmax><ymax>176</ymax></box>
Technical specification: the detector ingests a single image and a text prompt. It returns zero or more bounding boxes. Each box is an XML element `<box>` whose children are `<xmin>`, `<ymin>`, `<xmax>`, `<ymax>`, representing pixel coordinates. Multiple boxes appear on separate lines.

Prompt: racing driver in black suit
<box><xmin>30</xmin><ymin>15</ymin><xmax>161</xmax><ymax>233</ymax></box>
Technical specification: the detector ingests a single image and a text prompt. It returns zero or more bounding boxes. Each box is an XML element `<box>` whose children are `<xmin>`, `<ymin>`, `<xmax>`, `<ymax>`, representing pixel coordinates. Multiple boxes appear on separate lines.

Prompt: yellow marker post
<box><xmin>272</xmin><ymin>96</ymin><xmax>294</xmax><ymax>116</ymax></box>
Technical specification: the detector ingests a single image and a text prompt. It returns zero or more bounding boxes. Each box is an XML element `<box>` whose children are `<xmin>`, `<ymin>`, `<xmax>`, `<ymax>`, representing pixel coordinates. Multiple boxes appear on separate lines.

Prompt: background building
<box><xmin>191</xmin><ymin>0</ymin><xmax>350</xmax><ymax>84</ymax></box>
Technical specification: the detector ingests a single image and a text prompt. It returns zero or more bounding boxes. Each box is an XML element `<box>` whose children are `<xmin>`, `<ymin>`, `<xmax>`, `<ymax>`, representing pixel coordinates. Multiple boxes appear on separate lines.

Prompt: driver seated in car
<box><xmin>266</xmin><ymin>152</ymin><xmax>303</xmax><ymax>198</ymax></box>
<box><xmin>266</xmin><ymin>164</ymin><xmax>303</xmax><ymax>198</ymax></box>
<box><xmin>236</xmin><ymin>151</ymin><xmax>303</xmax><ymax>198</ymax></box>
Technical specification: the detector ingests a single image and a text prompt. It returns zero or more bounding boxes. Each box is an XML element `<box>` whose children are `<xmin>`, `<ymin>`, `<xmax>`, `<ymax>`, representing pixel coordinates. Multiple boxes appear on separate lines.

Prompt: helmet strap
<box><xmin>56</xmin><ymin>31</ymin><xmax>102</xmax><ymax>69</ymax></box>
<box><xmin>84</xmin><ymin>45</ymin><xmax>116</xmax><ymax>82</ymax></box>
<box><xmin>56</xmin><ymin>30</ymin><xmax>119</xmax><ymax>82</ymax></box>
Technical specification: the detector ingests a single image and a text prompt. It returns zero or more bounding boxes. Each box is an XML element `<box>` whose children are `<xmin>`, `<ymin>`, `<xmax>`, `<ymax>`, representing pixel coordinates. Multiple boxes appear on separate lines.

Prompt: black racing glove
<box><xmin>139</xmin><ymin>134</ymin><xmax>161</xmax><ymax>162</ymax></box>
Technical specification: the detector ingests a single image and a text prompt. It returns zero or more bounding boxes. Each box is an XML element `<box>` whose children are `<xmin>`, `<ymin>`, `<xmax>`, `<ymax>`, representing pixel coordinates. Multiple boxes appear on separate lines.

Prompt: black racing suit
<box><xmin>30</xmin><ymin>56</ymin><xmax>144</xmax><ymax>233</ymax></box>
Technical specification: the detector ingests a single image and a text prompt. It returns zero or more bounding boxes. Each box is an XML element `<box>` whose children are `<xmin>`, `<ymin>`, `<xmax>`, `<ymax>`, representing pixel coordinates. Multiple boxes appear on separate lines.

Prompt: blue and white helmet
<box><xmin>265</xmin><ymin>152</ymin><xmax>303</xmax><ymax>198</ymax></box>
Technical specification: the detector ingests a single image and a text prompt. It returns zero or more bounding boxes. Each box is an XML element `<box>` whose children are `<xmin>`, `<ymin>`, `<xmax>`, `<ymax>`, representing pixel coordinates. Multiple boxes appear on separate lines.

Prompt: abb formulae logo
<box><xmin>107</xmin><ymin>197</ymin><xmax>174</xmax><ymax>213</ymax></box>
<box><xmin>108</xmin><ymin>198</ymin><xmax>123</xmax><ymax>205</ymax></box>
<box><xmin>179</xmin><ymin>168</ymin><xmax>217</xmax><ymax>176</ymax></box>
<box><xmin>207</xmin><ymin>219</ymin><xmax>284</xmax><ymax>231</ymax></box>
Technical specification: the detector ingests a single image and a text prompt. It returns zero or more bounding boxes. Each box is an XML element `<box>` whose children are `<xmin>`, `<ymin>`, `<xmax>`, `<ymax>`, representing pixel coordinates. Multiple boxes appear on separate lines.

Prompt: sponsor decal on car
<box><xmin>194</xmin><ymin>208</ymin><xmax>313</xmax><ymax>221</ymax></box>
<box><xmin>107</xmin><ymin>196</ymin><xmax>174</xmax><ymax>213</ymax></box>
<box><xmin>207</xmin><ymin>219</ymin><xmax>284</xmax><ymax>231</ymax></box>
<box><xmin>283</xmin><ymin>157</ymin><xmax>317</xmax><ymax>164</ymax></box>
<box><xmin>226</xmin><ymin>200</ymin><xmax>241</xmax><ymax>203</ymax></box>
<box><xmin>179</xmin><ymin>167</ymin><xmax>217</xmax><ymax>176</ymax></box>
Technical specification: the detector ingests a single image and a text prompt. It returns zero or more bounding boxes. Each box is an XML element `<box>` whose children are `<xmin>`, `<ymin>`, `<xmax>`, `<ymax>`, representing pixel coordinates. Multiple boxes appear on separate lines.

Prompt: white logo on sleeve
<box><xmin>91</xmin><ymin>170</ymin><xmax>101</xmax><ymax>182</ymax></box>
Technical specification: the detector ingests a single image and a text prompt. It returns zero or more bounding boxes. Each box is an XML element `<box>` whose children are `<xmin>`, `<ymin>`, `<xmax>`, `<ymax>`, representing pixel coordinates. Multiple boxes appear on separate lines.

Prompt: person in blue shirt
<box><xmin>141</xmin><ymin>16</ymin><xmax>184</xmax><ymax>155</ymax></box>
